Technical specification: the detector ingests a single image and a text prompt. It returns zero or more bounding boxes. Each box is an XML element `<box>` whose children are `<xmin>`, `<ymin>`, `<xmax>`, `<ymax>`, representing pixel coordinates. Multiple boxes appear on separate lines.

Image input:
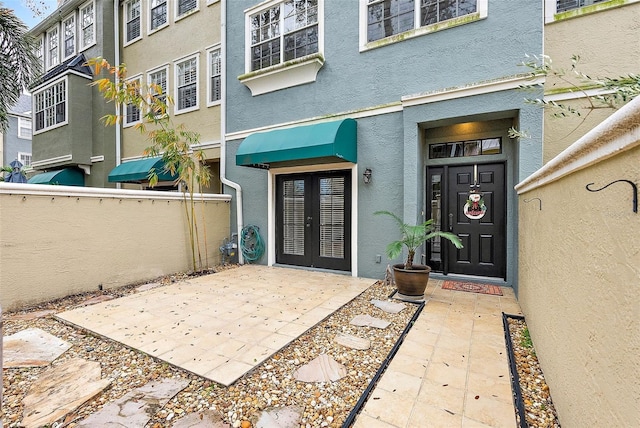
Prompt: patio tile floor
<box><xmin>53</xmin><ymin>265</ymin><xmax>523</xmax><ymax>427</ymax></box>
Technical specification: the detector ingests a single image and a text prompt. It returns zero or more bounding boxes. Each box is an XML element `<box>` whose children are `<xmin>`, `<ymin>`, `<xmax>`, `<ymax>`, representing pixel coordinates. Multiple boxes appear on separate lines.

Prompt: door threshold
<box><xmin>272</xmin><ymin>263</ymin><xmax>353</xmax><ymax>276</ymax></box>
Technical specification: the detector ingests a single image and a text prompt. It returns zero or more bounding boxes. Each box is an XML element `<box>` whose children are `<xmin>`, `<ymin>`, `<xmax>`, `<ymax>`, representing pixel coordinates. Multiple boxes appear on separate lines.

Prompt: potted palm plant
<box><xmin>375</xmin><ymin>210</ymin><xmax>463</xmax><ymax>296</ymax></box>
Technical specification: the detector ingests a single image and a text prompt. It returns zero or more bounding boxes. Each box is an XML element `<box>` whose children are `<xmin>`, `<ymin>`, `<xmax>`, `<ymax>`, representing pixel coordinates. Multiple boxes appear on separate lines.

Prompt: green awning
<box><xmin>108</xmin><ymin>157</ymin><xmax>177</xmax><ymax>183</ymax></box>
<box><xmin>236</xmin><ymin>118</ymin><xmax>357</xmax><ymax>168</ymax></box>
<box><xmin>27</xmin><ymin>168</ymin><xmax>84</xmax><ymax>186</ymax></box>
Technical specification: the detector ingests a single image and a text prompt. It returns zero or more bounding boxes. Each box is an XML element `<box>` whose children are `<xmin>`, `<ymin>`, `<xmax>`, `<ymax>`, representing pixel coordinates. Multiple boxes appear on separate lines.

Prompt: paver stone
<box><xmin>334</xmin><ymin>333</ymin><xmax>371</xmax><ymax>350</ymax></box>
<box><xmin>76</xmin><ymin>378</ymin><xmax>189</xmax><ymax>427</ymax></box>
<box><xmin>3</xmin><ymin>327</ymin><xmax>72</xmax><ymax>367</ymax></box>
<box><xmin>370</xmin><ymin>299</ymin><xmax>406</xmax><ymax>314</ymax></box>
<box><xmin>294</xmin><ymin>354</ymin><xmax>347</xmax><ymax>382</ymax></box>
<box><xmin>349</xmin><ymin>314</ymin><xmax>391</xmax><ymax>329</ymax></box>
<box><xmin>22</xmin><ymin>358</ymin><xmax>111</xmax><ymax>427</ymax></box>
<box><xmin>256</xmin><ymin>405</ymin><xmax>303</xmax><ymax>428</ymax></box>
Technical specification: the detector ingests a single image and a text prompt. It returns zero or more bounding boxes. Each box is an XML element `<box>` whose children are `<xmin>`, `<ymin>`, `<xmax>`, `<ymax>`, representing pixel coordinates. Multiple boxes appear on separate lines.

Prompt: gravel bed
<box><xmin>2</xmin><ymin>266</ymin><xmax>417</xmax><ymax>427</ymax></box>
<box><xmin>2</xmin><ymin>267</ymin><xmax>561</xmax><ymax>427</ymax></box>
<box><xmin>507</xmin><ymin>317</ymin><xmax>561</xmax><ymax>428</ymax></box>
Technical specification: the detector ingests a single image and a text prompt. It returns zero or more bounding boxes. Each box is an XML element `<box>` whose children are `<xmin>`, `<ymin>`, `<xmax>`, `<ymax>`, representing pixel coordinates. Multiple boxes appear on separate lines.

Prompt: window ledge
<box><xmin>238</xmin><ymin>53</ymin><xmax>325</xmax><ymax>96</ymax></box>
<box><xmin>548</xmin><ymin>0</ymin><xmax>640</xmax><ymax>23</ymax></box>
<box><xmin>361</xmin><ymin>12</ymin><xmax>484</xmax><ymax>52</ymax></box>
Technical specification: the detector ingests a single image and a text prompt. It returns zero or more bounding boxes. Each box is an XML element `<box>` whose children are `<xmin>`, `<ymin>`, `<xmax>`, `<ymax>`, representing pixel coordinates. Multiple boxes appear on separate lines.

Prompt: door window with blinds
<box><xmin>276</xmin><ymin>171</ymin><xmax>351</xmax><ymax>271</ymax></box>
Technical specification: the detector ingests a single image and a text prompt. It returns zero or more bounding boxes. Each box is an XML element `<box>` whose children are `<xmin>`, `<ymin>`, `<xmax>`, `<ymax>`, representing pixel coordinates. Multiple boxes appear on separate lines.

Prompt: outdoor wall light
<box><xmin>363</xmin><ymin>168</ymin><xmax>372</xmax><ymax>184</ymax></box>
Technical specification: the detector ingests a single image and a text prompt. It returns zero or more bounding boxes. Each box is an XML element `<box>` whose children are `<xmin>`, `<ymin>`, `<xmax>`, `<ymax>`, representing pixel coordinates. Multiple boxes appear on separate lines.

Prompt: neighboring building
<box><xmin>542</xmin><ymin>0</ymin><xmax>640</xmax><ymax>161</ymax></box>
<box><xmin>1</xmin><ymin>94</ymin><xmax>33</xmax><ymax>170</ymax></box>
<box><xmin>225</xmin><ymin>0</ymin><xmax>544</xmax><ymax>284</ymax></box>
<box><xmin>111</xmin><ymin>0</ymin><xmax>223</xmax><ymax>192</ymax></box>
<box><xmin>27</xmin><ymin>0</ymin><xmax>116</xmax><ymax>187</ymax></box>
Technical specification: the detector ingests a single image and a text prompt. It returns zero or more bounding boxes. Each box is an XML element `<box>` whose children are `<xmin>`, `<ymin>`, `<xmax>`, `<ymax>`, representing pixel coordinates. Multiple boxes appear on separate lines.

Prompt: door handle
<box><xmin>448</xmin><ymin>213</ymin><xmax>453</xmax><ymax>232</ymax></box>
<box><xmin>306</xmin><ymin>216</ymin><xmax>312</xmax><ymax>228</ymax></box>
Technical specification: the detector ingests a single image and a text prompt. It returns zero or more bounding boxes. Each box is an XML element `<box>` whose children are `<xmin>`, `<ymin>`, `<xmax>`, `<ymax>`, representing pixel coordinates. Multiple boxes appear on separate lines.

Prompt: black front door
<box><xmin>427</xmin><ymin>163</ymin><xmax>506</xmax><ymax>278</ymax></box>
<box><xmin>275</xmin><ymin>171</ymin><xmax>351</xmax><ymax>271</ymax></box>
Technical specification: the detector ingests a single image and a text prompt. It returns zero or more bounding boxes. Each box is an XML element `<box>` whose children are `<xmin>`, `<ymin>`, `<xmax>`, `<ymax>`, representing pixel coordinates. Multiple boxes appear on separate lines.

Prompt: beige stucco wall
<box><xmin>120</xmin><ymin>0</ymin><xmax>222</xmax><ymax>159</ymax></box>
<box><xmin>543</xmin><ymin>1</ymin><xmax>640</xmax><ymax>162</ymax></box>
<box><xmin>0</xmin><ymin>183</ymin><xmax>231</xmax><ymax>311</ymax></box>
<box><xmin>516</xmin><ymin>98</ymin><xmax>640</xmax><ymax>427</ymax></box>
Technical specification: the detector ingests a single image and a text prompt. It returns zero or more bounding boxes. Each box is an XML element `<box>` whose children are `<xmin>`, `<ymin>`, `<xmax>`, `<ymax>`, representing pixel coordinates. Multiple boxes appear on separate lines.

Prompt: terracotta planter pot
<box><xmin>392</xmin><ymin>264</ymin><xmax>431</xmax><ymax>296</ymax></box>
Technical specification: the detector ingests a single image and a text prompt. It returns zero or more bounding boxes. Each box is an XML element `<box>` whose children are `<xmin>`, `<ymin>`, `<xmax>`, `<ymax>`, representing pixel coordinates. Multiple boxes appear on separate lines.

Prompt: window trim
<box><xmin>123</xmin><ymin>75</ymin><xmax>142</xmax><ymax>128</ymax></box>
<box><xmin>124</xmin><ymin>0</ymin><xmax>142</xmax><ymax>46</ymax></box>
<box><xmin>358</xmin><ymin>0</ymin><xmax>488</xmax><ymax>51</ymax></box>
<box><xmin>18</xmin><ymin>117</ymin><xmax>33</xmax><ymax>139</ymax></box>
<box><xmin>174</xmin><ymin>53</ymin><xmax>200</xmax><ymax>115</ymax></box>
<box><xmin>18</xmin><ymin>152</ymin><xmax>32</xmax><ymax>168</ymax></box>
<box><xmin>240</xmin><ymin>0</ymin><xmax>325</xmax><ymax>96</ymax></box>
<box><xmin>206</xmin><ymin>45</ymin><xmax>222</xmax><ymax>107</ymax></box>
<box><xmin>46</xmin><ymin>24</ymin><xmax>60</xmax><ymax>70</ymax></box>
<box><xmin>33</xmin><ymin>76</ymin><xmax>68</xmax><ymax>135</ymax></box>
<box><xmin>175</xmin><ymin>0</ymin><xmax>200</xmax><ymax>21</ymax></box>
<box><xmin>79</xmin><ymin>0</ymin><xmax>96</xmax><ymax>51</ymax></box>
<box><xmin>544</xmin><ymin>0</ymin><xmax>640</xmax><ymax>23</ymax></box>
<box><xmin>148</xmin><ymin>0</ymin><xmax>169</xmax><ymax>35</ymax></box>
<box><xmin>62</xmin><ymin>12</ymin><xmax>76</xmax><ymax>61</ymax></box>
<box><xmin>147</xmin><ymin>64</ymin><xmax>169</xmax><ymax>117</ymax></box>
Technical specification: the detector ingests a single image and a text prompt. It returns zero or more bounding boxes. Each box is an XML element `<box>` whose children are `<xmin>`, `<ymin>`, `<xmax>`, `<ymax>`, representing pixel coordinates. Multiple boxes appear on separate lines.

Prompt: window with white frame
<box><xmin>34</xmin><ymin>78</ymin><xmax>67</xmax><ymax>132</ymax></box>
<box><xmin>35</xmin><ymin>36</ymin><xmax>44</xmax><ymax>70</ymax></box>
<box><xmin>365</xmin><ymin>0</ymin><xmax>481</xmax><ymax>43</ymax></box>
<box><xmin>556</xmin><ymin>0</ymin><xmax>607</xmax><ymax>12</ymax></box>
<box><xmin>249</xmin><ymin>0</ymin><xmax>319</xmax><ymax>72</ymax></box>
<box><xmin>79</xmin><ymin>1</ymin><xmax>95</xmax><ymax>49</ymax></box>
<box><xmin>63</xmin><ymin>14</ymin><xmax>76</xmax><ymax>59</ymax></box>
<box><xmin>150</xmin><ymin>0</ymin><xmax>168</xmax><ymax>31</ymax></box>
<box><xmin>124</xmin><ymin>77</ymin><xmax>142</xmax><ymax>126</ymax></box>
<box><xmin>177</xmin><ymin>0</ymin><xmax>198</xmax><ymax>17</ymax></box>
<box><xmin>148</xmin><ymin>66</ymin><xmax>168</xmax><ymax>115</ymax></box>
<box><xmin>18</xmin><ymin>152</ymin><xmax>32</xmax><ymax>167</ymax></box>
<box><xmin>18</xmin><ymin>118</ymin><xmax>32</xmax><ymax>139</ymax></box>
<box><xmin>207</xmin><ymin>48</ymin><xmax>221</xmax><ymax>104</ymax></box>
<box><xmin>175</xmin><ymin>56</ymin><xmax>198</xmax><ymax>112</ymax></box>
<box><xmin>125</xmin><ymin>0</ymin><xmax>141</xmax><ymax>43</ymax></box>
<box><xmin>46</xmin><ymin>26</ymin><xmax>59</xmax><ymax>69</ymax></box>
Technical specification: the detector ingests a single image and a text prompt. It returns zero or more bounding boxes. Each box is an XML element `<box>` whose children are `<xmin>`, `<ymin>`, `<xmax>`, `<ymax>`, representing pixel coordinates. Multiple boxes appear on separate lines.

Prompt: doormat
<box><xmin>442</xmin><ymin>280</ymin><xmax>503</xmax><ymax>296</ymax></box>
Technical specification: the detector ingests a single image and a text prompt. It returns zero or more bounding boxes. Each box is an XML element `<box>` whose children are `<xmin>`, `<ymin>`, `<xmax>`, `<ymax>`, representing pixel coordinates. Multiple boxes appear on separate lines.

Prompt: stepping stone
<box><xmin>294</xmin><ymin>354</ymin><xmax>347</xmax><ymax>382</ymax></box>
<box><xmin>5</xmin><ymin>309</ymin><xmax>57</xmax><ymax>321</ymax></box>
<box><xmin>79</xmin><ymin>294</ymin><xmax>114</xmax><ymax>306</ymax></box>
<box><xmin>370</xmin><ymin>299</ymin><xmax>406</xmax><ymax>314</ymax></box>
<box><xmin>350</xmin><ymin>314</ymin><xmax>391</xmax><ymax>329</ymax></box>
<box><xmin>334</xmin><ymin>333</ymin><xmax>371</xmax><ymax>350</ymax></box>
<box><xmin>22</xmin><ymin>358</ymin><xmax>111</xmax><ymax>427</ymax></box>
<box><xmin>172</xmin><ymin>410</ymin><xmax>230</xmax><ymax>428</ymax></box>
<box><xmin>77</xmin><ymin>378</ymin><xmax>189</xmax><ymax>427</ymax></box>
<box><xmin>3</xmin><ymin>328</ymin><xmax>72</xmax><ymax>367</ymax></box>
<box><xmin>256</xmin><ymin>405</ymin><xmax>303</xmax><ymax>428</ymax></box>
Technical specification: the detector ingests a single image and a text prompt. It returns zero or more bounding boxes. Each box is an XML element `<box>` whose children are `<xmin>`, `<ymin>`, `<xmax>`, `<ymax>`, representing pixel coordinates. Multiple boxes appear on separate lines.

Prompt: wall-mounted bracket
<box><xmin>523</xmin><ymin>197</ymin><xmax>542</xmax><ymax>210</ymax></box>
<box><xmin>585</xmin><ymin>179</ymin><xmax>638</xmax><ymax>213</ymax></box>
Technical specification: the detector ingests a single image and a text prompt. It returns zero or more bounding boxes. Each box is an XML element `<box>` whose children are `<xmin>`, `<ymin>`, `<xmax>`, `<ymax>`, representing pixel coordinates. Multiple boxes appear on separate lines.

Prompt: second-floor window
<box><xmin>177</xmin><ymin>0</ymin><xmax>198</xmax><ymax>17</ymax></box>
<box><xmin>150</xmin><ymin>0</ymin><xmax>168</xmax><ymax>31</ymax></box>
<box><xmin>124</xmin><ymin>77</ymin><xmax>141</xmax><ymax>126</ymax></box>
<box><xmin>250</xmin><ymin>0</ymin><xmax>319</xmax><ymax>71</ymax></box>
<box><xmin>35</xmin><ymin>36</ymin><xmax>44</xmax><ymax>69</ymax></box>
<box><xmin>125</xmin><ymin>0</ymin><xmax>141</xmax><ymax>43</ymax></box>
<box><xmin>148</xmin><ymin>66</ymin><xmax>168</xmax><ymax>115</ymax></box>
<box><xmin>18</xmin><ymin>118</ymin><xmax>32</xmax><ymax>139</ymax></box>
<box><xmin>556</xmin><ymin>0</ymin><xmax>607</xmax><ymax>12</ymax></box>
<box><xmin>366</xmin><ymin>0</ymin><xmax>477</xmax><ymax>42</ymax></box>
<box><xmin>46</xmin><ymin>26</ymin><xmax>59</xmax><ymax>69</ymax></box>
<box><xmin>176</xmin><ymin>56</ymin><xmax>198</xmax><ymax>112</ymax></box>
<box><xmin>80</xmin><ymin>1</ymin><xmax>95</xmax><ymax>49</ymax></box>
<box><xmin>208</xmin><ymin>48</ymin><xmax>221</xmax><ymax>104</ymax></box>
<box><xmin>63</xmin><ymin>14</ymin><xmax>76</xmax><ymax>59</ymax></box>
<box><xmin>34</xmin><ymin>78</ymin><xmax>67</xmax><ymax>132</ymax></box>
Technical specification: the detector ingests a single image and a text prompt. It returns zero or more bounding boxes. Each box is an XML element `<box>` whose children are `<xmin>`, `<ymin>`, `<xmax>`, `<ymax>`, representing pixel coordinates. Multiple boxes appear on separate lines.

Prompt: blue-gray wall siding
<box><xmin>226</xmin><ymin>0</ymin><xmax>543</xmax><ymax>131</ymax></box>
<box><xmin>3</xmin><ymin>116</ymin><xmax>31</xmax><ymax>166</ymax></box>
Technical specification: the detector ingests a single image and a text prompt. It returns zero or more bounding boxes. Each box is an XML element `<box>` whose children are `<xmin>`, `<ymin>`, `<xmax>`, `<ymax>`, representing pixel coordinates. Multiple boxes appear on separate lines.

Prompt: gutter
<box><xmin>114</xmin><ymin>0</ymin><xmax>121</xmax><ymax>182</ymax></box>
<box><xmin>219</xmin><ymin>0</ymin><xmax>244</xmax><ymax>263</ymax></box>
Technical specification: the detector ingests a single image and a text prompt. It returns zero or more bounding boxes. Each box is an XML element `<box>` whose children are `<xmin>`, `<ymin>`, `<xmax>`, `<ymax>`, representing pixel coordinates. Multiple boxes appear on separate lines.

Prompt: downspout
<box><xmin>220</xmin><ymin>0</ymin><xmax>244</xmax><ymax>263</ymax></box>
<box><xmin>114</xmin><ymin>0</ymin><xmax>122</xmax><ymax>188</ymax></box>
